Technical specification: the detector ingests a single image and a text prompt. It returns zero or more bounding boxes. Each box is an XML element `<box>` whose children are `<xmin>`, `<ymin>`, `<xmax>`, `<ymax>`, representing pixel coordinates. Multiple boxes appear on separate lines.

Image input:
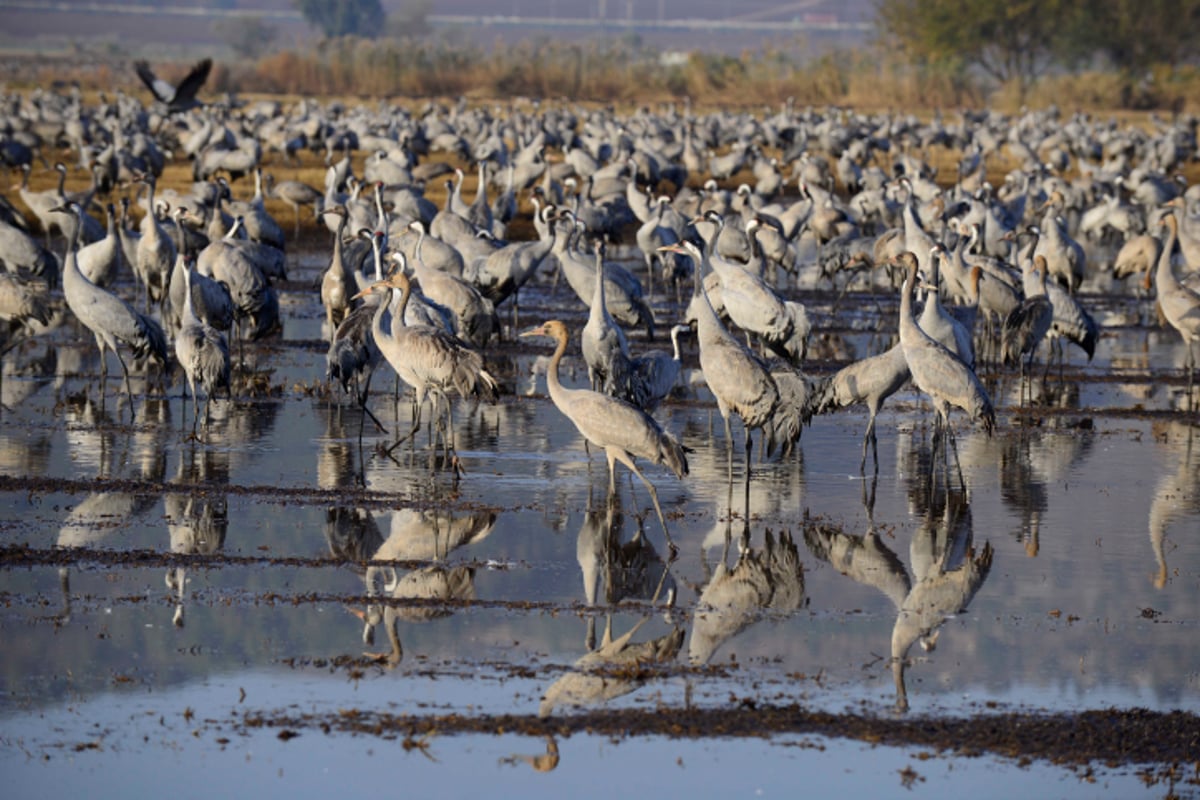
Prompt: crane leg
<box><xmin>113</xmin><ymin>349</ymin><xmax>135</xmax><ymax>423</ymax></box>
<box><xmin>612</xmin><ymin>451</ymin><xmax>677</xmax><ymax>559</ymax></box>
<box><xmin>743</xmin><ymin>428</ymin><xmax>753</xmax><ymax>520</ymax></box>
<box><xmin>860</xmin><ymin>413</ymin><xmax>878</xmax><ymax>475</ymax></box>
<box><xmin>188</xmin><ymin>377</ymin><xmax>200</xmax><ymax>435</ymax></box>
<box><xmin>1186</xmin><ymin>344</ymin><xmax>1196</xmax><ymax>412</ymax></box>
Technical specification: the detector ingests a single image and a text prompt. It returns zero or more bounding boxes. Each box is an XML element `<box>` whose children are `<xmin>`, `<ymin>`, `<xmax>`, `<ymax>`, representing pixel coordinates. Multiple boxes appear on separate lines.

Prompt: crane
<box><xmin>628</xmin><ymin>323</ymin><xmax>691</xmax><ymax>413</ymax></box>
<box><xmin>893</xmin><ymin>251</ymin><xmax>995</xmax><ymax>478</ymax></box>
<box><xmin>1001</xmin><ymin>262</ymin><xmax>1054</xmax><ymax>399</ymax></box>
<box><xmin>805</xmin><ymin>343</ymin><xmax>911</xmax><ymax>473</ymax></box>
<box><xmin>660</xmin><ymin>241</ymin><xmax>784</xmax><ymax>496</ymax></box>
<box><xmin>521</xmin><ymin>319</ymin><xmax>688</xmax><ymax>556</ymax></box>
<box><xmin>175</xmin><ymin>258</ymin><xmax>230</xmax><ymax>434</ymax></box>
<box><xmin>264</xmin><ymin>172</ymin><xmax>322</xmax><ymax>240</ymax></box>
<box><xmin>581</xmin><ymin>240</ymin><xmax>635</xmax><ymax>401</ymax></box>
<box><xmin>354</xmin><ymin>272</ymin><xmax>498</xmax><ymax>471</ymax></box>
<box><xmin>134</xmin><ymin>58</ymin><xmax>212</xmax><ymax>114</ymax></box>
<box><xmin>1154</xmin><ymin>213</ymin><xmax>1200</xmax><ymax>407</ymax></box>
<box><xmin>54</xmin><ymin>202</ymin><xmax>168</xmax><ymax>421</ymax></box>
<box><xmin>692</xmin><ymin>211</ymin><xmax>809</xmax><ymax>365</ymax></box>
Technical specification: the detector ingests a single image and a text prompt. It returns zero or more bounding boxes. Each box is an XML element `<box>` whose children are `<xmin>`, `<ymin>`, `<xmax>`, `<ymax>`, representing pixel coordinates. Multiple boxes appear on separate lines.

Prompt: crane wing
<box><xmin>173</xmin><ymin>58</ymin><xmax>213</xmax><ymax>106</ymax></box>
<box><xmin>134</xmin><ymin>61</ymin><xmax>175</xmax><ymax>103</ymax></box>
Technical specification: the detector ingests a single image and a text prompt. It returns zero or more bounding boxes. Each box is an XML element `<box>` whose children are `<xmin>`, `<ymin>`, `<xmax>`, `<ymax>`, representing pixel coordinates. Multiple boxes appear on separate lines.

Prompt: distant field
<box><xmin>0</xmin><ymin>0</ymin><xmax>872</xmax><ymax>56</ymax></box>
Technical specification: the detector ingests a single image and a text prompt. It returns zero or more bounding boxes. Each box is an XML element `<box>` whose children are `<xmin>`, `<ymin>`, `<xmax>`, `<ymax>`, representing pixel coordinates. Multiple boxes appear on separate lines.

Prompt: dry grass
<box><xmin>7</xmin><ymin>37</ymin><xmax>1200</xmax><ymax>114</ymax></box>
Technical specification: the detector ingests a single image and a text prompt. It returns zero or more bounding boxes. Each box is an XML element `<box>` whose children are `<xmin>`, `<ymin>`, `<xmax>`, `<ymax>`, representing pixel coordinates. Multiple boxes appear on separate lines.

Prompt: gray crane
<box><xmin>133</xmin><ymin>174</ymin><xmax>177</xmax><ymax>309</ymax></box>
<box><xmin>1154</xmin><ymin>213</ymin><xmax>1200</xmax><ymax>405</ymax></box>
<box><xmin>920</xmin><ymin>244</ymin><xmax>975</xmax><ymax>369</ymax></box>
<box><xmin>134</xmin><ymin>58</ymin><xmax>211</xmax><ymax>114</ymax></box>
<box><xmin>402</xmin><ymin>220</ymin><xmax>497</xmax><ymax>348</ymax></box>
<box><xmin>581</xmin><ymin>240</ymin><xmax>635</xmax><ymax>401</ymax></box>
<box><xmin>325</xmin><ymin>293</ymin><xmax>386</xmax><ymax>431</ymax></box>
<box><xmin>470</xmin><ymin>220</ymin><xmax>559</xmax><ymax>330</ymax></box>
<box><xmin>0</xmin><ymin>215</ymin><xmax>57</xmax><ymax>283</ymax></box>
<box><xmin>1024</xmin><ymin>253</ymin><xmax>1098</xmax><ymax>370</ymax></box>
<box><xmin>805</xmin><ymin>343</ymin><xmax>911</xmax><ymax>473</ymax></box>
<box><xmin>197</xmin><ymin>222</ymin><xmax>280</xmax><ymax>343</ymax></box>
<box><xmin>0</xmin><ymin>270</ymin><xmax>52</xmax><ymax>408</ymax></box>
<box><xmin>893</xmin><ymin>251</ymin><xmax>995</xmax><ymax>474</ymax></box>
<box><xmin>555</xmin><ymin>214</ymin><xmax>655</xmax><ymax>338</ymax></box>
<box><xmin>1001</xmin><ymin>262</ymin><xmax>1054</xmax><ymax>394</ymax></box>
<box><xmin>75</xmin><ymin>203</ymin><xmax>122</xmax><ymax>290</ymax></box>
<box><xmin>1034</xmin><ymin>190</ymin><xmax>1086</xmax><ymax>292</ymax></box>
<box><xmin>662</xmin><ymin>241</ymin><xmax>781</xmax><ymax>490</ymax></box>
<box><xmin>393</xmin><ymin>220</ymin><xmax>464</xmax><ymax>278</ymax></box>
<box><xmin>317</xmin><ymin>205</ymin><xmax>357</xmax><ymax>340</ymax></box>
<box><xmin>55</xmin><ymin>202</ymin><xmax>168</xmax><ymax>421</ymax></box>
<box><xmin>175</xmin><ymin>258</ymin><xmax>230</xmax><ymax>434</ymax></box>
<box><xmin>355</xmin><ymin>273</ymin><xmax>498</xmax><ymax>469</ymax></box>
<box><xmin>164</xmin><ymin>209</ymin><xmax>232</xmax><ymax>337</ymax></box>
<box><xmin>628</xmin><ymin>323</ymin><xmax>691</xmax><ymax>413</ymax></box>
<box><xmin>521</xmin><ymin>319</ymin><xmax>688</xmax><ymax>555</ymax></box>
<box><xmin>635</xmin><ymin>196</ymin><xmax>681</xmax><ymax>300</ymax></box>
<box><xmin>264</xmin><ymin>172</ymin><xmax>322</xmax><ymax>240</ymax></box>
<box><xmin>694</xmin><ymin>211</ymin><xmax>809</xmax><ymax>365</ymax></box>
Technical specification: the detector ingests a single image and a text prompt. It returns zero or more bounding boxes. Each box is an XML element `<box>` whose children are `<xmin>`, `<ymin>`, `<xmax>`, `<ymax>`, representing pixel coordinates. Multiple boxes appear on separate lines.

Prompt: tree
<box><xmin>295</xmin><ymin>0</ymin><xmax>386</xmax><ymax>39</ymax></box>
<box><xmin>875</xmin><ymin>0</ymin><xmax>1075</xmax><ymax>103</ymax></box>
<box><xmin>1067</xmin><ymin>0</ymin><xmax>1200</xmax><ymax>106</ymax></box>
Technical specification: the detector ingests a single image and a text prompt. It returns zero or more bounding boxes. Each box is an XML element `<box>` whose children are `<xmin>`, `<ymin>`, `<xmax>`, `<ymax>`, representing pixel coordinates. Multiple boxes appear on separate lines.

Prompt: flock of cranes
<box><xmin>3</xmin><ymin>60</ymin><xmax>1198</xmax><ymax>719</ymax></box>
<box><xmin>2</xmin><ymin>67</ymin><xmax>1200</xmax><ymax>563</ymax></box>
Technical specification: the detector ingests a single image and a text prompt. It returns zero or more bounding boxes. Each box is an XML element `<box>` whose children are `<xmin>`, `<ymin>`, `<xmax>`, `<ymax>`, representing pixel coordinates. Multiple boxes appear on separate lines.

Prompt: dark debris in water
<box><xmin>233</xmin><ymin>704</ymin><xmax>1200</xmax><ymax>770</ymax></box>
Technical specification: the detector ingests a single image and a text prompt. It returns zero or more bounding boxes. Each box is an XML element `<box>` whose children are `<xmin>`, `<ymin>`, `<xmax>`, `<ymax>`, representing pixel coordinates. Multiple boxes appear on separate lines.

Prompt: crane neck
<box><xmin>370</xmin><ymin>235</ymin><xmax>384</xmax><ymax>281</ymax></box>
<box><xmin>181</xmin><ymin>261</ymin><xmax>198</xmax><ymax>320</ymax></box>
<box><xmin>331</xmin><ymin>212</ymin><xmax>347</xmax><ymax>263</ymax></box>
<box><xmin>545</xmin><ymin>328</ymin><xmax>569</xmax><ymax>401</ymax></box>
<box><xmin>898</xmin><ymin>260</ymin><xmax>920</xmax><ymax>343</ymax></box>
<box><xmin>1154</xmin><ymin>219</ymin><xmax>1179</xmax><ymax>294</ymax></box>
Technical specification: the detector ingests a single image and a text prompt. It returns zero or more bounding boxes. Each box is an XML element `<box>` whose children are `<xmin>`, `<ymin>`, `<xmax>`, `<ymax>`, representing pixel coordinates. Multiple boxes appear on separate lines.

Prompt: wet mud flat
<box><xmin>1</xmin><ymin>252</ymin><xmax>1199</xmax><ymax>798</ymax></box>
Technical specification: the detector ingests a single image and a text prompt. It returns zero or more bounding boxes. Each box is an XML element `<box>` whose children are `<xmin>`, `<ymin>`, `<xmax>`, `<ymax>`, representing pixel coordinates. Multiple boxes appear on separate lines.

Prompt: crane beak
<box><xmin>350</xmin><ymin>284</ymin><xmax>379</xmax><ymax>301</ymax></box>
<box><xmin>656</xmin><ymin>243</ymin><xmax>683</xmax><ymax>255</ymax></box>
<box><xmin>518</xmin><ymin>325</ymin><xmax>548</xmax><ymax>339</ymax></box>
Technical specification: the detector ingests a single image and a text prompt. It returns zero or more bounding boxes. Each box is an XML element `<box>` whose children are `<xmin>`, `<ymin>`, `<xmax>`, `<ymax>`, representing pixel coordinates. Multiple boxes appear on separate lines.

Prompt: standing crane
<box><xmin>805</xmin><ymin>343</ymin><xmax>910</xmax><ymax>474</ymax></box>
<box><xmin>893</xmin><ymin>251</ymin><xmax>994</xmax><ymax>479</ymax></box>
<box><xmin>175</xmin><ymin>258</ymin><xmax>230</xmax><ymax>434</ymax></box>
<box><xmin>581</xmin><ymin>240</ymin><xmax>635</xmax><ymax>401</ymax></box>
<box><xmin>54</xmin><ymin>202</ymin><xmax>168</xmax><ymax>421</ymax></box>
<box><xmin>1001</xmin><ymin>261</ymin><xmax>1054</xmax><ymax>401</ymax></box>
<box><xmin>660</xmin><ymin>241</ymin><xmax>802</xmax><ymax>513</ymax></box>
<box><xmin>264</xmin><ymin>172</ymin><xmax>323</xmax><ymax>240</ymax></box>
<box><xmin>521</xmin><ymin>319</ymin><xmax>688</xmax><ymax>556</ymax></box>
<box><xmin>1154</xmin><ymin>213</ymin><xmax>1200</xmax><ymax>407</ymax></box>
<box><xmin>354</xmin><ymin>272</ymin><xmax>498</xmax><ymax>471</ymax></box>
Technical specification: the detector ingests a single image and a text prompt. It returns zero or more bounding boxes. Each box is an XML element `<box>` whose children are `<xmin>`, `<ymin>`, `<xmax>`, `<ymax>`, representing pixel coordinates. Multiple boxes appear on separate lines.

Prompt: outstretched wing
<box><xmin>172</xmin><ymin>58</ymin><xmax>212</xmax><ymax>107</ymax></box>
<box><xmin>134</xmin><ymin>61</ymin><xmax>175</xmax><ymax>103</ymax></box>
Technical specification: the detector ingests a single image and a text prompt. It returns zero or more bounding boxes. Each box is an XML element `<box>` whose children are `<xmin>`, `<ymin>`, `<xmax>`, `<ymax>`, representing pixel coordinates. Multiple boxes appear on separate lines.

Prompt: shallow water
<box><xmin>1</xmin><ymin>246</ymin><xmax>1198</xmax><ymax>798</ymax></box>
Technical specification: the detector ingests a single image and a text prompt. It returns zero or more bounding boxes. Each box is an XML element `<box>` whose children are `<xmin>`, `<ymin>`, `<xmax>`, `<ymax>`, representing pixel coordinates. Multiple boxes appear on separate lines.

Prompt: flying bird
<box><xmin>135</xmin><ymin>58</ymin><xmax>212</xmax><ymax>114</ymax></box>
